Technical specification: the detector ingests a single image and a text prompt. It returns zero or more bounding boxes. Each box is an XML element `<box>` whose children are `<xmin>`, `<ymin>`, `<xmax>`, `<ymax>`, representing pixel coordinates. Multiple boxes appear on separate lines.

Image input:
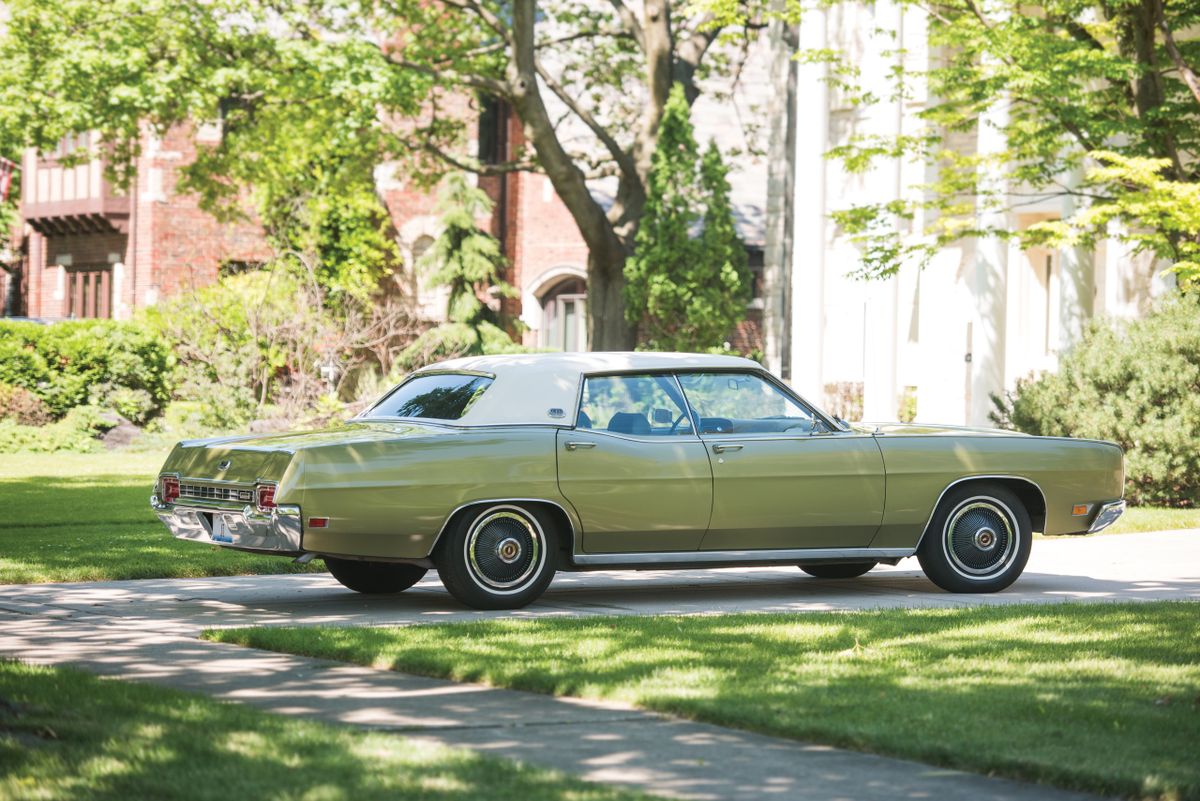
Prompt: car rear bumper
<box><xmin>151</xmin><ymin>495</ymin><xmax>303</xmax><ymax>555</ymax></box>
<box><xmin>1088</xmin><ymin>499</ymin><xmax>1126</xmax><ymax>534</ymax></box>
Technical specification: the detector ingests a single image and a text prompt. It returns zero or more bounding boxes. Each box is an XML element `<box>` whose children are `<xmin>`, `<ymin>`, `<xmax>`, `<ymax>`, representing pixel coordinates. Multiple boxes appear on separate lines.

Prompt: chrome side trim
<box><xmin>1088</xmin><ymin>499</ymin><xmax>1126</xmax><ymax>533</ymax></box>
<box><xmin>913</xmin><ymin>475</ymin><xmax>1048</xmax><ymax>549</ymax></box>
<box><xmin>428</xmin><ymin>497</ymin><xmax>580</xmax><ymax>558</ymax></box>
<box><xmin>571</xmin><ymin>546</ymin><xmax>913</xmax><ymax>567</ymax></box>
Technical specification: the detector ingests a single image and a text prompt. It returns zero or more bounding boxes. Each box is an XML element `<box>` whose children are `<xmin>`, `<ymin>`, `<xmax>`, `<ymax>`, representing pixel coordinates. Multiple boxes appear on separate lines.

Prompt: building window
<box><xmin>540</xmin><ymin>276</ymin><xmax>587</xmax><ymax>351</ymax></box>
<box><xmin>66</xmin><ymin>265</ymin><xmax>112</xmax><ymax>319</ymax></box>
<box><xmin>477</xmin><ymin>96</ymin><xmax>509</xmax><ymax>165</ymax></box>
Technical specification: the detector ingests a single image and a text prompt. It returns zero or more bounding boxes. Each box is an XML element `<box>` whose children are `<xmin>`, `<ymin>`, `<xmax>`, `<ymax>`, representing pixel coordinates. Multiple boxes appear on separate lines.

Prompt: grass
<box><xmin>1105</xmin><ymin>505</ymin><xmax>1200</xmax><ymax>534</ymax></box>
<box><xmin>0</xmin><ymin>452</ymin><xmax>323</xmax><ymax>584</ymax></box>
<box><xmin>0</xmin><ymin>660</ymin><xmax>659</xmax><ymax>801</ymax></box>
<box><xmin>208</xmin><ymin>602</ymin><xmax>1200</xmax><ymax>801</ymax></box>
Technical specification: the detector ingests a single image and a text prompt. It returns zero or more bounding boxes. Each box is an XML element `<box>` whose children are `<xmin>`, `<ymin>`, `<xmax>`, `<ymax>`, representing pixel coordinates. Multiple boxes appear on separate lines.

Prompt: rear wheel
<box><xmin>436</xmin><ymin>503</ymin><xmax>557</xmax><ymax>610</ymax></box>
<box><xmin>325</xmin><ymin>556</ymin><xmax>427</xmax><ymax>594</ymax></box>
<box><xmin>917</xmin><ymin>483</ymin><xmax>1032</xmax><ymax>593</ymax></box>
<box><xmin>800</xmin><ymin>562</ymin><xmax>876</xmax><ymax>579</ymax></box>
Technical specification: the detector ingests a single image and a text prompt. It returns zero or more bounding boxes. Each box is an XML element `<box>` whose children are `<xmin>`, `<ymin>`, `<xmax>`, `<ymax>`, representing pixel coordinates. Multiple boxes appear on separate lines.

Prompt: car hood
<box><xmin>850</xmin><ymin>422</ymin><xmax>1030</xmax><ymax>437</ymax></box>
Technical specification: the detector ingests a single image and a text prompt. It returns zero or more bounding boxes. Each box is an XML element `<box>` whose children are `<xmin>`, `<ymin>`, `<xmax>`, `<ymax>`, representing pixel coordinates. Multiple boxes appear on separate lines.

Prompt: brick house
<box><xmin>3</xmin><ymin>99</ymin><xmax>767</xmax><ymax>352</ymax></box>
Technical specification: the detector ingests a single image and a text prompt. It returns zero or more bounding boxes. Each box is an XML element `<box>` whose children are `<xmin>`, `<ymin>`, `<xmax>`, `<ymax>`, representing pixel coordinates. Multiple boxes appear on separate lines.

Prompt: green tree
<box><xmin>625</xmin><ymin>85</ymin><xmax>750</xmax><ymax>351</ymax></box>
<box><xmin>0</xmin><ymin>0</ymin><xmax>762</xmax><ymax>348</ymax></box>
<box><xmin>702</xmin><ymin>0</ymin><xmax>1200</xmax><ymax>288</ymax></box>
<box><xmin>398</xmin><ymin>175</ymin><xmax>522</xmax><ymax>368</ymax></box>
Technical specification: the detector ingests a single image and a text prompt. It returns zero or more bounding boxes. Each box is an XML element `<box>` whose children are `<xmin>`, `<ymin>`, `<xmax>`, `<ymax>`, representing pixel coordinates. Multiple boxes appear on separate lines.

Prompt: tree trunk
<box><xmin>508</xmin><ymin>0</ymin><xmax>637</xmax><ymax>350</ymax></box>
<box><xmin>586</xmin><ymin>241</ymin><xmax>638</xmax><ymax>350</ymax></box>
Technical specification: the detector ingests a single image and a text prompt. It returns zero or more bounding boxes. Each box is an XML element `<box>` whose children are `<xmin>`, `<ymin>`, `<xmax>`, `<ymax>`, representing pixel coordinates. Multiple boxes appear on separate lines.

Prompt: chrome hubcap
<box><xmin>496</xmin><ymin>537</ymin><xmax>522</xmax><ymax>564</ymax></box>
<box><xmin>943</xmin><ymin>499</ymin><xmax>1018</xmax><ymax>578</ymax></box>
<box><xmin>973</xmin><ymin>527</ymin><xmax>997</xmax><ymax>551</ymax></box>
<box><xmin>465</xmin><ymin>509</ymin><xmax>543</xmax><ymax>592</ymax></box>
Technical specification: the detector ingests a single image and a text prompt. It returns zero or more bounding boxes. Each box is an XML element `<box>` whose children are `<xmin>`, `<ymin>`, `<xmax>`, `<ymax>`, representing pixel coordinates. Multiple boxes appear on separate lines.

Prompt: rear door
<box><xmin>557</xmin><ymin>373</ymin><xmax>713</xmax><ymax>553</ymax></box>
<box><xmin>677</xmin><ymin>371</ymin><xmax>885</xmax><ymax>550</ymax></box>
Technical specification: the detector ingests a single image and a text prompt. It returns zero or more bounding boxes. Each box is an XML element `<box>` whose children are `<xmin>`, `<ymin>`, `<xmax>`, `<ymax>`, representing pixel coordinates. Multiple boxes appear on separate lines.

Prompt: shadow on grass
<box><xmin>212</xmin><ymin>602</ymin><xmax>1200</xmax><ymax>801</ymax></box>
<box><xmin>0</xmin><ymin>660</ymin><xmax>645</xmax><ymax>801</ymax></box>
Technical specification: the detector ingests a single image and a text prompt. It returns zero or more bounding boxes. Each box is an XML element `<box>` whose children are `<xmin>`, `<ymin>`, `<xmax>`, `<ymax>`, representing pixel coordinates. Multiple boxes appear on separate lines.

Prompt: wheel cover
<box><xmin>942</xmin><ymin>498</ymin><xmax>1019</xmax><ymax>579</ymax></box>
<box><xmin>465</xmin><ymin>508</ymin><xmax>544</xmax><ymax>593</ymax></box>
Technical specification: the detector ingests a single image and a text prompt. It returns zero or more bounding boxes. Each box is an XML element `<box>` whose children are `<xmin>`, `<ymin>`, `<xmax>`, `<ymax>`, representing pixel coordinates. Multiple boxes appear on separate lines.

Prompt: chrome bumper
<box><xmin>151</xmin><ymin>495</ymin><xmax>303</xmax><ymax>555</ymax></box>
<box><xmin>1088</xmin><ymin>500</ymin><xmax>1126</xmax><ymax>534</ymax></box>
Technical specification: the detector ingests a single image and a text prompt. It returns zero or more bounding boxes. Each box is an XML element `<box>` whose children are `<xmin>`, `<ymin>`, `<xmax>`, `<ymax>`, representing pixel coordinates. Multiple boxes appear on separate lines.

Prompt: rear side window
<box><xmin>365</xmin><ymin>373</ymin><xmax>493</xmax><ymax>420</ymax></box>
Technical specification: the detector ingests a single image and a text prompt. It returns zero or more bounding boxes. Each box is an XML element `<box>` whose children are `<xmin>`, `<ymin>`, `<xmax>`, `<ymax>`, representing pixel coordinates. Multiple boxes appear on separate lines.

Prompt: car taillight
<box><xmin>161</xmin><ymin>476</ymin><xmax>180</xmax><ymax>504</ymax></box>
<box><xmin>256</xmin><ymin>483</ymin><xmax>277</xmax><ymax>512</ymax></box>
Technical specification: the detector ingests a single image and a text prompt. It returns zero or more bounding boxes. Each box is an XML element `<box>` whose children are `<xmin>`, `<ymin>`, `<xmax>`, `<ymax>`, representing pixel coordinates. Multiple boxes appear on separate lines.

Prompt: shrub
<box><xmin>0</xmin><ymin>319</ymin><xmax>173</xmax><ymax>419</ymax></box>
<box><xmin>992</xmin><ymin>297</ymin><xmax>1200</xmax><ymax>506</ymax></box>
<box><xmin>0</xmin><ymin>405</ymin><xmax>116</xmax><ymax>454</ymax></box>
<box><xmin>144</xmin><ymin>269</ymin><xmax>422</xmax><ymax>429</ymax></box>
<box><xmin>0</xmin><ymin>384</ymin><xmax>52</xmax><ymax>426</ymax></box>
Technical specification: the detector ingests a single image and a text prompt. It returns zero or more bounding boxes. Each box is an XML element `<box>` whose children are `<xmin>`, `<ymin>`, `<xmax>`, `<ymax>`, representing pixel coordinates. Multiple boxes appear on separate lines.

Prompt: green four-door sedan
<box><xmin>152</xmin><ymin>352</ymin><xmax>1125</xmax><ymax>609</ymax></box>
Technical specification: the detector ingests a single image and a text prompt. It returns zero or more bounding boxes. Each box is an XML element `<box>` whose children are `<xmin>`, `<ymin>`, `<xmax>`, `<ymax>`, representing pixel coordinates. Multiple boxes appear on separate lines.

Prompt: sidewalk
<box><xmin>1</xmin><ymin>605</ymin><xmax>1108</xmax><ymax>801</ymax></box>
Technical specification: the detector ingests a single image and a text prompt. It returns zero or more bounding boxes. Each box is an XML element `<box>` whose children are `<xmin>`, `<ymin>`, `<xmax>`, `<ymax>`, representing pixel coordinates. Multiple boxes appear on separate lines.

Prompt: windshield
<box><xmin>364</xmin><ymin>373</ymin><xmax>494</xmax><ymax>421</ymax></box>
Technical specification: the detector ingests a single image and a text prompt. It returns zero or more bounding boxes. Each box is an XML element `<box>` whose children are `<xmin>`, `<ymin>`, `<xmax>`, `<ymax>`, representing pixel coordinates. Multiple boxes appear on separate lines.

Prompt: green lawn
<box><xmin>1105</xmin><ymin>505</ymin><xmax>1200</xmax><ymax>534</ymax></box>
<box><xmin>0</xmin><ymin>660</ymin><xmax>658</xmax><ymax>801</ymax></box>
<box><xmin>0</xmin><ymin>453</ymin><xmax>323</xmax><ymax>584</ymax></box>
<box><xmin>208</xmin><ymin>603</ymin><xmax>1200</xmax><ymax>801</ymax></box>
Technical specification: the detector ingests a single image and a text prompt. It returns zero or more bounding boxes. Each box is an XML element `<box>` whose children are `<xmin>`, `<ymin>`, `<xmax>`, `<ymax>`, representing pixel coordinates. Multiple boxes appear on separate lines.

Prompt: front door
<box><xmin>557</xmin><ymin>373</ymin><xmax>713</xmax><ymax>553</ymax></box>
<box><xmin>677</xmin><ymin>372</ymin><xmax>886</xmax><ymax>550</ymax></box>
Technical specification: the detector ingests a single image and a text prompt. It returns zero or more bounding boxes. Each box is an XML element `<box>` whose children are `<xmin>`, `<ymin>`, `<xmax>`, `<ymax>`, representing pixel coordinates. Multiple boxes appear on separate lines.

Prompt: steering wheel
<box><xmin>668</xmin><ymin>412</ymin><xmax>690</xmax><ymax>434</ymax></box>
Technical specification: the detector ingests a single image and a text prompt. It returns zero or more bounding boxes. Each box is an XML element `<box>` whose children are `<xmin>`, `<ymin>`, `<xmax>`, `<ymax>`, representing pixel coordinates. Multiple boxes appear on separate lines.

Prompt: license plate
<box><xmin>210</xmin><ymin>515</ymin><xmax>236</xmax><ymax>544</ymax></box>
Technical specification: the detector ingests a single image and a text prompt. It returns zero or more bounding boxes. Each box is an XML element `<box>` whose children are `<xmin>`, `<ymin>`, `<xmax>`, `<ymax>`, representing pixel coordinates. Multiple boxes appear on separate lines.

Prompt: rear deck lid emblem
<box><xmin>218</xmin><ymin>459</ymin><xmax>232</xmax><ymax>471</ymax></box>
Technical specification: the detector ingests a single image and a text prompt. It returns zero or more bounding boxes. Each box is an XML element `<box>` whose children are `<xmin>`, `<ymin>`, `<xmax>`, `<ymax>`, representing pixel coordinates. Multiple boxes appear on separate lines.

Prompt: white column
<box><xmin>762</xmin><ymin>3</ymin><xmax>797</xmax><ymax>378</ymax></box>
<box><xmin>788</xmin><ymin>7</ymin><xmax>829</xmax><ymax>402</ymax></box>
<box><xmin>1059</xmin><ymin>168</ymin><xmax>1094</xmax><ymax>351</ymax></box>
<box><xmin>969</xmin><ymin>95</ymin><xmax>1010</xmax><ymax>427</ymax></box>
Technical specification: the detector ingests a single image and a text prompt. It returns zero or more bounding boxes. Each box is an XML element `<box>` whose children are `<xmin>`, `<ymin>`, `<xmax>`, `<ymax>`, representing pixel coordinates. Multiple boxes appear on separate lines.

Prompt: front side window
<box><xmin>677</xmin><ymin>372</ymin><xmax>826</xmax><ymax>435</ymax></box>
<box><xmin>365</xmin><ymin>373</ymin><xmax>493</xmax><ymax>420</ymax></box>
<box><xmin>577</xmin><ymin>374</ymin><xmax>694</xmax><ymax>436</ymax></box>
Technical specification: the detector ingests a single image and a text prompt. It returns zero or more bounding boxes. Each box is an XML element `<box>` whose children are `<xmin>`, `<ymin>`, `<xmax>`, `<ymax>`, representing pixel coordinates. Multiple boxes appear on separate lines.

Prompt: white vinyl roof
<box><xmin>414</xmin><ymin>351</ymin><xmax>761</xmax><ymax>426</ymax></box>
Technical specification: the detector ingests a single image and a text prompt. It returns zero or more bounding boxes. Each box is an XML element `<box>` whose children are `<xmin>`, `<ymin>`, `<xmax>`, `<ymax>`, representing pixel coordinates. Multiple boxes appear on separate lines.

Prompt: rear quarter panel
<box><xmin>871</xmin><ymin>434</ymin><xmax>1124</xmax><ymax>547</ymax></box>
<box><xmin>296</xmin><ymin>425</ymin><xmax>566</xmax><ymax>559</ymax></box>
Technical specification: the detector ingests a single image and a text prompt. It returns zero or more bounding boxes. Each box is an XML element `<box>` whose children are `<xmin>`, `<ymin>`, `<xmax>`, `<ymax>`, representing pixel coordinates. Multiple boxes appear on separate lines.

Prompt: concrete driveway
<box><xmin>1</xmin><ymin>529</ymin><xmax>1195</xmax><ymax>633</ymax></box>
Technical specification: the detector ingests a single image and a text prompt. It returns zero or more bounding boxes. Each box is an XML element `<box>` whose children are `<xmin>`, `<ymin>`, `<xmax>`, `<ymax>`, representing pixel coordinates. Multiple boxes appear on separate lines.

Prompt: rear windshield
<box><xmin>365</xmin><ymin>373</ymin><xmax>494</xmax><ymax>421</ymax></box>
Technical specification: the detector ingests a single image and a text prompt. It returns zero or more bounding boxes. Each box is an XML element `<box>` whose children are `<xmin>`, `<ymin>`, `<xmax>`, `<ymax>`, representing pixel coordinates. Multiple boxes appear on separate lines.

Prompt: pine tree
<box><xmin>399</xmin><ymin>174</ymin><xmax>522</xmax><ymax>368</ymax></box>
<box><xmin>624</xmin><ymin>84</ymin><xmax>750</xmax><ymax>351</ymax></box>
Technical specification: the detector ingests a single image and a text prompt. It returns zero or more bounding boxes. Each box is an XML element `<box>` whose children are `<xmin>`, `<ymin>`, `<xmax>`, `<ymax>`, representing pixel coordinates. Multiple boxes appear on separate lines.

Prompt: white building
<box><xmin>761</xmin><ymin>1</ymin><xmax>1177</xmax><ymax>427</ymax></box>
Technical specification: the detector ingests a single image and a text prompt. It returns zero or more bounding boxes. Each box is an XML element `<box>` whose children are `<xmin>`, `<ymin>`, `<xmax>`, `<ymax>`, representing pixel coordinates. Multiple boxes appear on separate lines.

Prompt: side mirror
<box><xmin>652</xmin><ymin>408</ymin><xmax>673</xmax><ymax>425</ymax></box>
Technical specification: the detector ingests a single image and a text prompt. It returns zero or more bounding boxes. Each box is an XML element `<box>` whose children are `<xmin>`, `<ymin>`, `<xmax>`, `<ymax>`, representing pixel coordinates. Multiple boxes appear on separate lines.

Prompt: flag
<box><xmin>0</xmin><ymin>158</ymin><xmax>16</xmax><ymax>204</ymax></box>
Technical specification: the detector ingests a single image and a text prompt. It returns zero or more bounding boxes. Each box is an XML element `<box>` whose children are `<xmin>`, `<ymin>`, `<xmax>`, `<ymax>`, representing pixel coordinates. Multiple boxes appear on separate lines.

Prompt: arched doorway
<box><xmin>539</xmin><ymin>275</ymin><xmax>587</xmax><ymax>351</ymax></box>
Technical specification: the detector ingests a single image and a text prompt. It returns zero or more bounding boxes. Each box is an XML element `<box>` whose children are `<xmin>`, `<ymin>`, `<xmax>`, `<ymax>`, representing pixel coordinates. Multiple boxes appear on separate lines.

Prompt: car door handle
<box><xmin>711</xmin><ymin>444</ymin><xmax>743</xmax><ymax>454</ymax></box>
<box><xmin>564</xmin><ymin>441</ymin><xmax>597</xmax><ymax>451</ymax></box>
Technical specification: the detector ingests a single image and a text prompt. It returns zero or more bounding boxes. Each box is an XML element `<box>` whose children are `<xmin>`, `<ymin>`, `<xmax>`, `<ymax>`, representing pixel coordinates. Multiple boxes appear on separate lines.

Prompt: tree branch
<box><xmin>534</xmin><ymin>60</ymin><xmax>638</xmax><ymax>183</ymax></box>
<box><xmin>674</xmin><ymin>16</ymin><xmax>722</xmax><ymax>103</ymax></box>
<box><xmin>607</xmin><ymin>0</ymin><xmax>646</xmax><ymax>51</ymax></box>
<box><xmin>1154</xmin><ymin>0</ymin><xmax>1200</xmax><ymax>106</ymax></box>
<box><xmin>384</xmin><ymin>54</ymin><xmax>509</xmax><ymax>97</ymax></box>
<box><xmin>508</xmin><ymin>0</ymin><xmax>620</xmax><ymax>262</ymax></box>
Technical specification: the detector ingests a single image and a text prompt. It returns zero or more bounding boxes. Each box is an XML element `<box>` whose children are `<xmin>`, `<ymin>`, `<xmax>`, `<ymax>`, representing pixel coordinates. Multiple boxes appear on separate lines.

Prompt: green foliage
<box><xmin>701</xmin><ymin>0</ymin><xmax>1199</xmax><ymax>286</ymax></box>
<box><xmin>0</xmin><ymin>320</ymin><xmax>173</xmax><ymax>420</ymax></box>
<box><xmin>0</xmin><ymin>405</ymin><xmax>115</xmax><ymax>454</ymax></box>
<box><xmin>992</xmin><ymin>298</ymin><xmax>1200</xmax><ymax>506</ymax></box>
<box><xmin>624</xmin><ymin>85</ymin><xmax>750</xmax><ymax>351</ymax></box>
<box><xmin>143</xmin><ymin>270</ymin><xmax>331</xmax><ymax>428</ymax></box>
<box><xmin>398</xmin><ymin>174</ymin><xmax>523</xmax><ymax>369</ymax></box>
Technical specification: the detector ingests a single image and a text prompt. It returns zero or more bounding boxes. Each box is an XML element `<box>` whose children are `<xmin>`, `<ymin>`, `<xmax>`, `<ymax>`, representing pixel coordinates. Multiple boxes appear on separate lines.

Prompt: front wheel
<box><xmin>917</xmin><ymin>483</ymin><xmax>1032</xmax><ymax>593</ymax></box>
<box><xmin>436</xmin><ymin>503</ymin><xmax>557</xmax><ymax>610</ymax></box>
<box><xmin>325</xmin><ymin>556</ymin><xmax>427</xmax><ymax>594</ymax></box>
<box><xmin>800</xmin><ymin>561</ymin><xmax>876</xmax><ymax>579</ymax></box>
